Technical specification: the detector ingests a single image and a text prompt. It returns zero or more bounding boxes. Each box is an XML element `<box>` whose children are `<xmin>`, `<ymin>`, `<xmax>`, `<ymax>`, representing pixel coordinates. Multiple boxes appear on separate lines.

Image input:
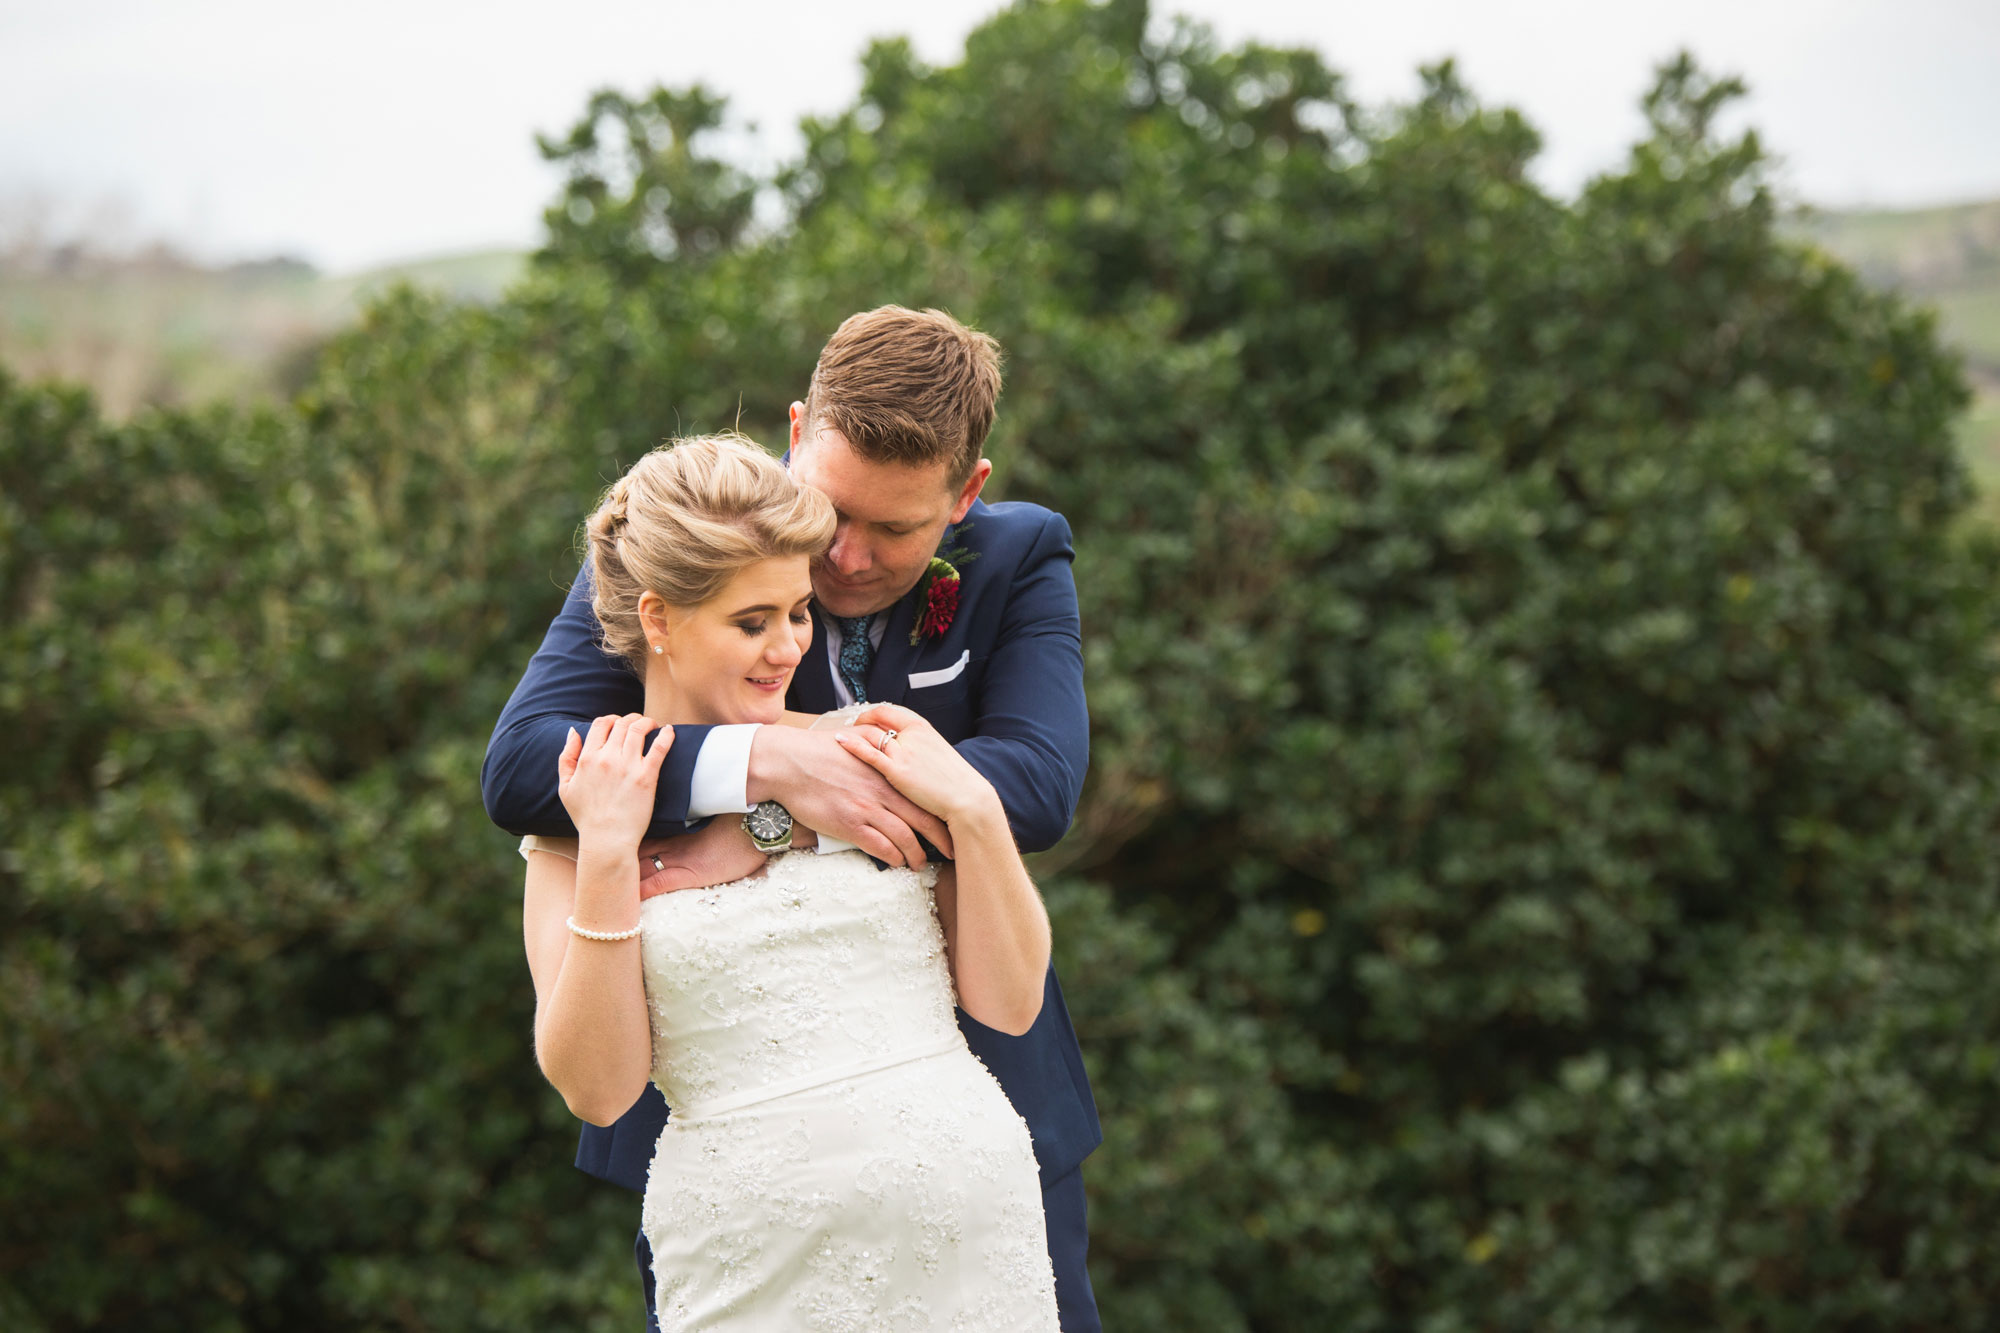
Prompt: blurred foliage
<box><xmin>6</xmin><ymin>2</ymin><xmax>2000</xmax><ymax>1328</ymax></box>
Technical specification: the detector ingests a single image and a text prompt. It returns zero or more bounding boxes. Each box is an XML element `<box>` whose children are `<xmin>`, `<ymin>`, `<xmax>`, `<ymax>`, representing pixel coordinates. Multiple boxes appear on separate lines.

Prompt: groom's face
<box><xmin>789</xmin><ymin>419</ymin><xmax>988</xmax><ymax>620</ymax></box>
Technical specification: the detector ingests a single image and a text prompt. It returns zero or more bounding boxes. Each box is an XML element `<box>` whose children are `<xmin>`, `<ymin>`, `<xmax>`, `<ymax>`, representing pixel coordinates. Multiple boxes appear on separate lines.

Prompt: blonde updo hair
<box><xmin>585</xmin><ymin>433</ymin><xmax>836</xmax><ymax>671</ymax></box>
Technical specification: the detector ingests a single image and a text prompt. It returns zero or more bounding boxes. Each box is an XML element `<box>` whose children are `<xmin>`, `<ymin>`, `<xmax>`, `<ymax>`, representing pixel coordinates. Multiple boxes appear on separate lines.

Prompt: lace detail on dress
<box><xmin>636</xmin><ymin>850</ymin><xmax>1057</xmax><ymax>1331</ymax></box>
<box><xmin>640</xmin><ymin>851</ymin><xmax>956</xmax><ymax>1109</ymax></box>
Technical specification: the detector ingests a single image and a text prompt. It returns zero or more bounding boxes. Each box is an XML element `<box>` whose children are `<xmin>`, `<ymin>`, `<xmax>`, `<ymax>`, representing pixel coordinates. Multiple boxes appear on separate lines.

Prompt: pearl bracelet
<box><xmin>566</xmin><ymin>916</ymin><xmax>641</xmax><ymax>942</ymax></box>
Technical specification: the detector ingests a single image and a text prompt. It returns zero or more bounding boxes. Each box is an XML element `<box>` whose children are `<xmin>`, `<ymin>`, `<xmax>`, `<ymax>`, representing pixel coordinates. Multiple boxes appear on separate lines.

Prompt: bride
<box><xmin>519</xmin><ymin>435</ymin><xmax>1061</xmax><ymax>1330</ymax></box>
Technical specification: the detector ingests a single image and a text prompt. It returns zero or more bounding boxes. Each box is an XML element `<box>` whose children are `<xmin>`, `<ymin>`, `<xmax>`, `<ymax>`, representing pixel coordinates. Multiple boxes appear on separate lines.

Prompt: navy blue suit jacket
<box><xmin>481</xmin><ymin>496</ymin><xmax>1102</xmax><ymax>1190</ymax></box>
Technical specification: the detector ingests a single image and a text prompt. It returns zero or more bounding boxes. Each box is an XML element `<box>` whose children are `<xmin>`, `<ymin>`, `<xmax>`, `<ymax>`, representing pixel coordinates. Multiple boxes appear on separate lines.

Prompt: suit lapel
<box><xmin>868</xmin><ymin>513</ymin><xmax>978</xmax><ymax>706</ymax></box>
<box><xmin>790</xmin><ymin>611</ymin><xmax>839</xmax><ymax>714</ymax></box>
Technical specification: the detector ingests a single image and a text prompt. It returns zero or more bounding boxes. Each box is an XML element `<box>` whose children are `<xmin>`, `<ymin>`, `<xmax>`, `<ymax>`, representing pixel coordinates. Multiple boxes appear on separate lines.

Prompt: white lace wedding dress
<box><xmin>634</xmin><ymin>846</ymin><xmax>1059</xmax><ymax>1332</ymax></box>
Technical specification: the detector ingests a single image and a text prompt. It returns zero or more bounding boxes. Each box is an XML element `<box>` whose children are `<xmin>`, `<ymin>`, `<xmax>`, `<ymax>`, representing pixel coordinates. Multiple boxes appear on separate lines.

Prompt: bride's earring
<box><xmin>652</xmin><ymin>643</ymin><xmax>663</xmax><ymax>654</ymax></box>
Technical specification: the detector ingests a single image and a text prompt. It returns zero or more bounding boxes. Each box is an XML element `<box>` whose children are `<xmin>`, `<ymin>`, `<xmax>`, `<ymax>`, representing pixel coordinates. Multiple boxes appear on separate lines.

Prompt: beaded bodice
<box><xmin>638</xmin><ymin>849</ymin><xmax>956</xmax><ymax>1115</ymax></box>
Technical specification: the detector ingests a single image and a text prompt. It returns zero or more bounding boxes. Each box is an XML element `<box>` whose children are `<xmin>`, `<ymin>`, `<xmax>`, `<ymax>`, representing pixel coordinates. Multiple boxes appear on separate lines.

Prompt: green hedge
<box><xmin>6</xmin><ymin>2</ymin><xmax>1998</xmax><ymax>1328</ymax></box>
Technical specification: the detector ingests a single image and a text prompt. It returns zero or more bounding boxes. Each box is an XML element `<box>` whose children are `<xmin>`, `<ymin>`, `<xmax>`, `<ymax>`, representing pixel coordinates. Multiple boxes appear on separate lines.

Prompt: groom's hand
<box><xmin>637</xmin><ymin>820</ymin><xmax>768</xmax><ymax>897</ymax></box>
<box><xmin>747</xmin><ymin>726</ymin><xmax>954</xmax><ymax>868</ymax></box>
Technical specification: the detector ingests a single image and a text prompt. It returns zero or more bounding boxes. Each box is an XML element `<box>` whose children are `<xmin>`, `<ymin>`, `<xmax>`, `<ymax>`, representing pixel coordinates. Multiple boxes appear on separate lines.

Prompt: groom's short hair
<box><xmin>801</xmin><ymin>306</ymin><xmax>1002</xmax><ymax>485</ymax></box>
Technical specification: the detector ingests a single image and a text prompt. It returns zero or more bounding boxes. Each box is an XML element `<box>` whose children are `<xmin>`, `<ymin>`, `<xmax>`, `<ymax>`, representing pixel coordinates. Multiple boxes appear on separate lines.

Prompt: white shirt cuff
<box><xmin>686</xmin><ymin>723</ymin><xmax>758</xmax><ymax>819</ymax></box>
<box><xmin>813</xmin><ymin>833</ymin><xmax>856</xmax><ymax>855</ymax></box>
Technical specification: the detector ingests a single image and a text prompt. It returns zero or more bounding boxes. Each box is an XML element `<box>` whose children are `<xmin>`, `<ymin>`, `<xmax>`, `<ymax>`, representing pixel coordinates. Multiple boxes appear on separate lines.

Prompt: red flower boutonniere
<box><xmin>910</xmin><ymin>530</ymin><xmax>979</xmax><ymax>645</ymax></box>
<box><xmin>912</xmin><ymin>557</ymin><xmax>962</xmax><ymax>644</ymax></box>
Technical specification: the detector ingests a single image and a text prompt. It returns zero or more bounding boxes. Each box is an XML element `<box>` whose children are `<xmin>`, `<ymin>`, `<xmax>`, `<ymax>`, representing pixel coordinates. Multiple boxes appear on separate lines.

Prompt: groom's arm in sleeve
<box><xmin>481</xmin><ymin>566</ymin><xmax>720</xmax><ymax>839</ymax></box>
<box><xmin>954</xmin><ymin>509</ymin><xmax>1089</xmax><ymax>854</ymax></box>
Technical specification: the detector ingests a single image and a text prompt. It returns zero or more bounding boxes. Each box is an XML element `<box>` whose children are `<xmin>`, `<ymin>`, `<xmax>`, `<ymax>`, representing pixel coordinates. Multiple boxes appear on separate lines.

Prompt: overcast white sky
<box><xmin>3</xmin><ymin>0</ymin><xmax>1995</xmax><ymax>273</ymax></box>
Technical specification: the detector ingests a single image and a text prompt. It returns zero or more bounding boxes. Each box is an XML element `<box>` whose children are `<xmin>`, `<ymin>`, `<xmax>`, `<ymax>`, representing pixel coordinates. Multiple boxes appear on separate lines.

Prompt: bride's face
<box><xmin>645</xmin><ymin>556</ymin><xmax>816</xmax><ymax>725</ymax></box>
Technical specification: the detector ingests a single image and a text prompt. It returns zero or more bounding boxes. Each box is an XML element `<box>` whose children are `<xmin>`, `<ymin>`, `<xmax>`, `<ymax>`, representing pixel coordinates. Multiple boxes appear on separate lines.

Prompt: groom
<box><xmin>481</xmin><ymin>306</ymin><xmax>1103</xmax><ymax>1331</ymax></box>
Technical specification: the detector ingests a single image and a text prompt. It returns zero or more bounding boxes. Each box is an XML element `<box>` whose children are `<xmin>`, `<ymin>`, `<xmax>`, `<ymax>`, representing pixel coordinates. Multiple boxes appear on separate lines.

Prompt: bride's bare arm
<box><xmin>923</xmin><ymin>804</ymin><xmax>1049</xmax><ymax>1035</ymax></box>
<box><xmin>924</xmin><ymin>839</ymin><xmax>1048</xmax><ymax>1036</ymax></box>
<box><xmin>523</xmin><ymin>845</ymin><xmax>653</xmax><ymax>1125</ymax></box>
<box><xmin>837</xmin><ymin>705</ymin><xmax>1050</xmax><ymax>1036</ymax></box>
<box><xmin>521</xmin><ymin>713</ymin><xmax>665</xmax><ymax>1125</ymax></box>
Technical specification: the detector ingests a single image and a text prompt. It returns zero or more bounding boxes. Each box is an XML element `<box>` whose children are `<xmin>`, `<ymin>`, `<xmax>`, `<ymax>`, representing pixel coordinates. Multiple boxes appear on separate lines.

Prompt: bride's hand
<box><xmin>558</xmin><ymin>713</ymin><xmax>672</xmax><ymax>850</ymax></box>
<box><xmin>836</xmin><ymin>704</ymin><xmax>1001</xmax><ymax>830</ymax></box>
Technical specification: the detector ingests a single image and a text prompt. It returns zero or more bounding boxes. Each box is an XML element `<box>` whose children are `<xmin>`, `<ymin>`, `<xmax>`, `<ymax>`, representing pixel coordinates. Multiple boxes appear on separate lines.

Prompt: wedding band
<box><xmin>878</xmin><ymin>729</ymin><xmax>898</xmax><ymax>749</ymax></box>
<box><xmin>652</xmin><ymin>856</ymin><xmax>666</xmax><ymax>873</ymax></box>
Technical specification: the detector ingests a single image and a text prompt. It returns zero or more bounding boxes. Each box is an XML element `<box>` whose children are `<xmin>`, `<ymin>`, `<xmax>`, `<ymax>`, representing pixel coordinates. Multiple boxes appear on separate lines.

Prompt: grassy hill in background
<box><xmin>1798</xmin><ymin>199</ymin><xmax>2000</xmax><ymax>522</ymax></box>
<box><xmin>0</xmin><ymin>247</ymin><xmax>524</xmax><ymax>416</ymax></box>
<box><xmin>1800</xmin><ymin>198</ymin><xmax>2000</xmax><ymax>384</ymax></box>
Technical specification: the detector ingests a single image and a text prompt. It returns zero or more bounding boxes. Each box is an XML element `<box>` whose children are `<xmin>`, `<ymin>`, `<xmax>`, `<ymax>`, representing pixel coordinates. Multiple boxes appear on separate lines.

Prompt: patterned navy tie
<box><xmin>835</xmin><ymin>614</ymin><xmax>877</xmax><ymax>704</ymax></box>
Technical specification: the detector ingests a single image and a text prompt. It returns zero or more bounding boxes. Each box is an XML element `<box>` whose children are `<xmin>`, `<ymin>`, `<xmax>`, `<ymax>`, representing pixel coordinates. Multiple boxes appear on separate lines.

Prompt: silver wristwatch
<box><xmin>742</xmin><ymin>800</ymin><xmax>794</xmax><ymax>854</ymax></box>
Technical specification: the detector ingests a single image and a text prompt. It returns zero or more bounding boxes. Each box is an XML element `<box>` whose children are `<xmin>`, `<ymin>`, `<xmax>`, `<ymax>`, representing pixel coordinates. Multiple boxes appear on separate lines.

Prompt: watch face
<box><xmin>745</xmin><ymin>802</ymin><xmax>792</xmax><ymax>843</ymax></box>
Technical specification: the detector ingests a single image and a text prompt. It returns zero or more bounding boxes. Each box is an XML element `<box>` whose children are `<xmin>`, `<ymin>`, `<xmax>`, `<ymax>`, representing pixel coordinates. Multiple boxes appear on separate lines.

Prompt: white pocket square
<box><xmin>907</xmin><ymin>650</ymin><xmax>971</xmax><ymax>689</ymax></box>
